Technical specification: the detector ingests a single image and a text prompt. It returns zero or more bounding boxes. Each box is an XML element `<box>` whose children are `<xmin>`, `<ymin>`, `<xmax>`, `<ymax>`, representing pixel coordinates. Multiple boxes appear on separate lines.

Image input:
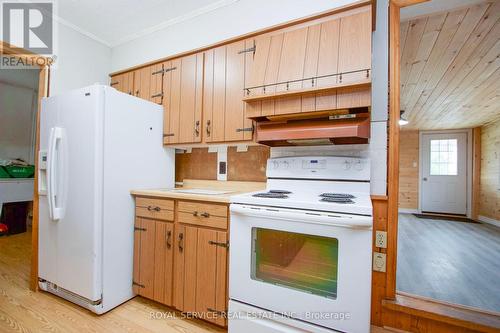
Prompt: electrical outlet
<box><xmin>375</xmin><ymin>230</ymin><xmax>387</xmax><ymax>248</ymax></box>
<box><xmin>373</xmin><ymin>252</ymin><xmax>386</xmax><ymax>272</ymax></box>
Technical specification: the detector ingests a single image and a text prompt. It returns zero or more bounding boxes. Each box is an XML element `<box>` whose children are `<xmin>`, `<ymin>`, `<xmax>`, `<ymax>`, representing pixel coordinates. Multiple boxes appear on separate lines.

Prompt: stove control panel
<box><xmin>267</xmin><ymin>156</ymin><xmax>370</xmax><ymax>181</ymax></box>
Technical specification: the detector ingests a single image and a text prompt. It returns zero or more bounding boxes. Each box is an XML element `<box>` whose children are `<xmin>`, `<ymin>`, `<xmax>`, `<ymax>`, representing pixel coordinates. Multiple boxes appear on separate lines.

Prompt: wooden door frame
<box><xmin>418</xmin><ymin>129</ymin><xmax>473</xmax><ymax>217</ymax></box>
<box><xmin>0</xmin><ymin>41</ymin><xmax>50</xmax><ymax>291</ymax></box>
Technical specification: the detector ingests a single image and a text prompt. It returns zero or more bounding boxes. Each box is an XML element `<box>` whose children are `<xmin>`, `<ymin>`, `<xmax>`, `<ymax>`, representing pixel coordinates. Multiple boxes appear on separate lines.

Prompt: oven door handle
<box><xmin>230</xmin><ymin>204</ymin><xmax>372</xmax><ymax>229</ymax></box>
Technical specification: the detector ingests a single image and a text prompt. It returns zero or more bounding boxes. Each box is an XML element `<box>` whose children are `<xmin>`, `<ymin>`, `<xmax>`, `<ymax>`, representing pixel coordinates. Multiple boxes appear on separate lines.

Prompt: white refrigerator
<box><xmin>37</xmin><ymin>85</ymin><xmax>174</xmax><ymax>314</ymax></box>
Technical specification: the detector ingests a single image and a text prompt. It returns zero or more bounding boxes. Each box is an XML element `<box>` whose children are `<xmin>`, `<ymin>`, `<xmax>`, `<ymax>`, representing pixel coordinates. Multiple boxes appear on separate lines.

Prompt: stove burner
<box><xmin>320</xmin><ymin>197</ymin><xmax>354</xmax><ymax>204</ymax></box>
<box><xmin>320</xmin><ymin>193</ymin><xmax>356</xmax><ymax>199</ymax></box>
<box><xmin>253</xmin><ymin>192</ymin><xmax>289</xmax><ymax>199</ymax></box>
<box><xmin>269</xmin><ymin>190</ymin><xmax>292</xmax><ymax>194</ymax></box>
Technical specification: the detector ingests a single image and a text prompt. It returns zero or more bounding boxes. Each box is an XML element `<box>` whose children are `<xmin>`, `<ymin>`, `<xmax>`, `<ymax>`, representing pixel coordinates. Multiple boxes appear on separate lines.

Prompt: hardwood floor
<box><xmin>397</xmin><ymin>214</ymin><xmax>500</xmax><ymax>314</ymax></box>
<box><xmin>0</xmin><ymin>230</ymin><xmax>399</xmax><ymax>333</ymax></box>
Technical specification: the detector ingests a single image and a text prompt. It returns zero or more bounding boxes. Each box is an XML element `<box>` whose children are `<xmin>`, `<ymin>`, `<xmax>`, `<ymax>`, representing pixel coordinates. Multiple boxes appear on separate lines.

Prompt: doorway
<box><xmin>420</xmin><ymin>131</ymin><xmax>469</xmax><ymax>216</ymax></box>
<box><xmin>394</xmin><ymin>0</ymin><xmax>500</xmax><ymax>317</ymax></box>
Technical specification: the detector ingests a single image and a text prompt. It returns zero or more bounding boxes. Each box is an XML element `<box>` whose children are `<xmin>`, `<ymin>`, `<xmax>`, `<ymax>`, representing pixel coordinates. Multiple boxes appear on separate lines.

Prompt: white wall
<box><xmin>111</xmin><ymin>0</ymin><xmax>358</xmax><ymax>71</ymax></box>
<box><xmin>50</xmin><ymin>23</ymin><xmax>111</xmax><ymax>95</ymax></box>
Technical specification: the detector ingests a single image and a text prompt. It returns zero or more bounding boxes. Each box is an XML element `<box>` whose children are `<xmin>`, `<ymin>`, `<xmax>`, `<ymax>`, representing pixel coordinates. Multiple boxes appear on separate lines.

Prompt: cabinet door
<box><xmin>178</xmin><ymin>53</ymin><xmax>203</xmax><ymax>143</ymax></box>
<box><xmin>338</xmin><ymin>9</ymin><xmax>371</xmax><ymax>83</ymax></box>
<box><xmin>163</xmin><ymin>59</ymin><xmax>180</xmax><ymax>144</ymax></box>
<box><xmin>136</xmin><ymin>217</ymin><xmax>155</xmax><ymax>299</ymax></box>
<box><xmin>124</xmin><ymin>71</ymin><xmax>135</xmax><ymax>95</ymax></box>
<box><xmin>133</xmin><ymin>67</ymin><xmax>151</xmax><ymax>100</ymax></box>
<box><xmin>204</xmin><ymin>46</ymin><xmax>226</xmax><ymax>142</ymax></box>
<box><xmin>134</xmin><ymin>218</ymin><xmax>174</xmax><ymax>304</ymax></box>
<box><xmin>173</xmin><ymin>224</ymin><xmax>185</xmax><ymax>310</ymax></box>
<box><xmin>224</xmin><ymin>41</ymin><xmax>250</xmax><ymax>141</ymax></box>
<box><xmin>153</xmin><ymin>221</ymin><xmax>174</xmax><ymax>305</ymax></box>
<box><xmin>149</xmin><ymin>63</ymin><xmax>164</xmax><ymax>104</ymax></box>
<box><xmin>173</xmin><ymin>224</ymin><xmax>199</xmax><ymax>312</ymax></box>
<box><xmin>196</xmin><ymin>229</ymin><xmax>228</xmax><ymax>326</ymax></box>
<box><xmin>110</xmin><ymin>74</ymin><xmax>122</xmax><ymax>91</ymax></box>
<box><xmin>204</xmin><ymin>42</ymin><xmax>251</xmax><ymax>142</ymax></box>
<box><xmin>163</xmin><ymin>55</ymin><xmax>203</xmax><ymax>144</ymax></box>
<box><xmin>111</xmin><ymin>72</ymin><xmax>135</xmax><ymax>96</ymax></box>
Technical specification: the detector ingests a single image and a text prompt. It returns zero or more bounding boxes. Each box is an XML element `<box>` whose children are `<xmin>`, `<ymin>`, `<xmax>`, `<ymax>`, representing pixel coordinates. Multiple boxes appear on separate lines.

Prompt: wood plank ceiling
<box><xmin>400</xmin><ymin>1</ymin><xmax>500</xmax><ymax>130</ymax></box>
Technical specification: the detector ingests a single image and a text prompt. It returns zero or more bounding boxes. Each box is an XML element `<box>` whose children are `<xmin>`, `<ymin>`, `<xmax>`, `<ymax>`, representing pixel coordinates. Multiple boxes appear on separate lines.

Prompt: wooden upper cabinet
<box><xmin>338</xmin><ymin>9</ymin><xmax>372</xmax><ymax>83</ymax></box>
<box><xmin>203</xmin><ymin>41</ymin><xmax>252</xmax><ymax>143</ymax></box>
<box><xmin>243</xmin><ymin>5</ymin><xmax>371</xmax><ymax>99</ymax></box>
<box><xmin>163</xmin><ymin>54</ymin><xmax>203</xmax><ymax>145</ymax></box>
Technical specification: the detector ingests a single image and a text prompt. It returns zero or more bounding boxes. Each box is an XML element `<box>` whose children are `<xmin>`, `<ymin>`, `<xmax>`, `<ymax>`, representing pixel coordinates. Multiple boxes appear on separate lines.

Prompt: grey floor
<box><xmin>396</xmin><ymin>213</ymin><xmax>500</xmax><ymax>313</ymax></box>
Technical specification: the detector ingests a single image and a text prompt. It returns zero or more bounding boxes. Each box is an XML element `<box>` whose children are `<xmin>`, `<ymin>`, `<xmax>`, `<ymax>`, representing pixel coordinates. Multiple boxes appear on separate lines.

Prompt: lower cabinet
<box><xmin>134</xmin><ymin>197</ymin><xmax>228</xmax><ymax>327</ymax></box>
<box><xmin>133</xmin><ymin>217</ymin><xmax>174</xmax><ymax>305</ymax></box>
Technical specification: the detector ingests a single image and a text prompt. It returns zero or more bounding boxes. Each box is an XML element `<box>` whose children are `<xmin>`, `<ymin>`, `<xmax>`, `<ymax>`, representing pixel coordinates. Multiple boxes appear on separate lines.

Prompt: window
<box><xmin>430</xmin><ymin>139</ymin><xmax>457</xmax><ymax>175</ymax></box>
<box><xmin>251</xmin><ymin>228</ymin><xmax>338</xmax><ymax>299</ymax></box>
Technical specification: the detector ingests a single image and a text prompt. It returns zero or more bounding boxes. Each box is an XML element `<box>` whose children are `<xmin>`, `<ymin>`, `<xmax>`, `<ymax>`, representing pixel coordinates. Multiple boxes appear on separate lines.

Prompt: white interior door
<box><xmin>421</xmin><ymin>132</ymin><xmax>468</xmax><ymax>215</ymax></box>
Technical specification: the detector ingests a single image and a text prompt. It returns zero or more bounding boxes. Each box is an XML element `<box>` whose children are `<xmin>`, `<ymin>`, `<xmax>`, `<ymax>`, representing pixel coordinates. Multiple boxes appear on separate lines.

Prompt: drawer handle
<box><xmin>166</xmin><ymin>230</ymin><xmax>172</xmax><ymax>248</ymax></box>
<box><xmin>195</xmin><ymin>120</ymin><xmax>200</xmax><ymax>137</ymax></box>
<box><xmin>178</xmin><ymin>233</ymin><xmax>184</xmax><ymax>252</ymax></box>
<box><xmin>200</xmin><ymin>212</ymin><xmax>210</xmax><ymax>218</ymax></box>
<box><xmin>147</xmin><ymin>206</ymin><xmax>161</xmax><ymax>212</ymax></box>
<box><xmin>193</xmin><ymin>211</ymin><xmax>198</xmax><ymax>217</ymax></box>
<box><xmin>134</xmin><ymin>227</ymin><xmax>146</xmax><ymax>231</ymax></box>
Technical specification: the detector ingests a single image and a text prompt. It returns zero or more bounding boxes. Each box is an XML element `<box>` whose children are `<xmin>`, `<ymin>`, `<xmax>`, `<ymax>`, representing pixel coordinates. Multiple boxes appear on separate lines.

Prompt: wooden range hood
<box><xmin>255</xmin><ymin>113</ymin><xmax>370</xmax><ymax>147</ymax></box>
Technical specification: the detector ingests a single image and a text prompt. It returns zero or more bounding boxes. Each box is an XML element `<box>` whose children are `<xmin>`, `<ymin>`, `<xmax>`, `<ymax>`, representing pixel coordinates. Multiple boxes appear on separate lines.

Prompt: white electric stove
<box><xmin>229</xmin><ymin>156</ymin><xmax>373</xmax><ymax>333</ymax></box>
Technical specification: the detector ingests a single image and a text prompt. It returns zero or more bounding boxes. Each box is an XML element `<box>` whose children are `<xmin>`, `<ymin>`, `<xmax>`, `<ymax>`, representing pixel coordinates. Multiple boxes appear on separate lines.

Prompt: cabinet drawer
<box><xmin>178</xmin><ymin>201</ymin><xmax>228</xmax><ymax>229</ymax></box>
<box><xmin>136</xmin><ymin>197</ymin><xmax>174</xmax><ymax>221</ymax></box>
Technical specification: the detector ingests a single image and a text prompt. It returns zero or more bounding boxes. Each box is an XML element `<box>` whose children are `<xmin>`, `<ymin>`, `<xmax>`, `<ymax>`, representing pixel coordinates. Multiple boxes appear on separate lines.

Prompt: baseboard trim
<box><xmin>398</xmin><ymin>208</ymin><xmax>418</xmax><ymax>214</ymax></box>
<box><xmin>478</xmin><ymin>215</ymin><xmax>500</xmax><ymax>228</ymax></box>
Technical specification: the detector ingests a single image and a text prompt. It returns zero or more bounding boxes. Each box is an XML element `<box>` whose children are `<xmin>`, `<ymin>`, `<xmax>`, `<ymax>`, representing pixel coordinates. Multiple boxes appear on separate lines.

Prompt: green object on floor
<box><xmin>4</xmin><ymin>165</ymin><xmax>35</xmax><ymax>178</ymax></box>
<box><xmin>0</xmin><ymin>166</ymin><xmax>11</xmax><ymax>178</ymax></box>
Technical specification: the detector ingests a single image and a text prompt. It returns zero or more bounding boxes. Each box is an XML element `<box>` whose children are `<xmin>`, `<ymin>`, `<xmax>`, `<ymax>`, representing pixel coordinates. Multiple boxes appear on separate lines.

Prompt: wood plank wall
<box><xmin>479</xmin><ymin>118</ymin><xmax>500</xmax><ymax>221</ymax></box>
<box><xmin>399</xmin><ymin>130</ymin><xmax>419</xmax><ymax>210</ymax></box>
<box><xmin>175</xmin><ymin>146</ymin><xmax>270</xmax><ymax>183</ymax></box>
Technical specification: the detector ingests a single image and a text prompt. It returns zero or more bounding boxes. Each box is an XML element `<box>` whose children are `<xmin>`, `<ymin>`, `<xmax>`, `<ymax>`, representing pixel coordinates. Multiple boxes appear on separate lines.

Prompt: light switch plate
<box><xmin>373</xmin><ymin>252</ymin><xmax>386</xmax><ymax>272</ymax></box>
<box><xmin>375</xmin><ymin>230</ymin><xmax>387</xmax><ymax>248</ymax></box>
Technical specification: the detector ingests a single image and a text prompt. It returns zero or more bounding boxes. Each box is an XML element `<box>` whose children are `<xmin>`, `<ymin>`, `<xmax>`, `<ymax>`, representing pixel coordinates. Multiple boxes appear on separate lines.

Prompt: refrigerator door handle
<box><xmin>47</xmin><ymin>127</ymin><xmax>65</xmax><ymax>220</ymax></box>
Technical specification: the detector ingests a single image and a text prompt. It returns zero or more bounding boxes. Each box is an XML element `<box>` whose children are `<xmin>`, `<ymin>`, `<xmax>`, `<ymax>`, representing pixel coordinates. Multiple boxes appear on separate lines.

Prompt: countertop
<box><xmin>131</xmin><ymin>179</ymin><xmax>265</xmax><ymax>204</ymax></box>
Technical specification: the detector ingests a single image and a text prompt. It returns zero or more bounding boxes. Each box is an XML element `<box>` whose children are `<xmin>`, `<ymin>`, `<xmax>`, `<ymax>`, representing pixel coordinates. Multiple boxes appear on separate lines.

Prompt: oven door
<box><xmin>229</xmin><ymin>204</ymin><xmax>372</xmax><ymax>333</ymax></box>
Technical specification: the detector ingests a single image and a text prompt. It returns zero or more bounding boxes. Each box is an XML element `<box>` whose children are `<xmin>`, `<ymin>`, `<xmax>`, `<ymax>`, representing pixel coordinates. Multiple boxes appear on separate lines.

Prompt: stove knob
<box><xmin>343</xmin><ymin>160</ymin><xmax>351</xmax><ymax>170</ymax></box>
<box><xmin>354</xmin><ymin>160</ymin><xmax>363</xmax><ymax>171</ymax></box>
<box><xmin>273</xmin><ymin>161</ymin><xmax>280</xmax><ymax>169</ymax></box>
<box><xmin>283</xmin><ymin>161</ymin><xmax>290</xmax><ymax>169</ymax></box>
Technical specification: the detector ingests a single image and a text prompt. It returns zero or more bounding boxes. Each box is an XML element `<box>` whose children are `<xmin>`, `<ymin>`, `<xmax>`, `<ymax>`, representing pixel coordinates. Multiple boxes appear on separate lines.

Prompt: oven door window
<box><xmin>251</xmin><ymin>228</ymin><xmax>338</xmax><ymax>299</ymax></box>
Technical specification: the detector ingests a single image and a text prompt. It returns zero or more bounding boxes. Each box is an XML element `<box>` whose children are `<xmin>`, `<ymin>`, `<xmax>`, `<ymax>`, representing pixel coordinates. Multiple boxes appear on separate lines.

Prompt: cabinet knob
<box><xmin>193</xmin><ymin>211</ymin><xmax>198</xmax><ymax>217</ymax></box>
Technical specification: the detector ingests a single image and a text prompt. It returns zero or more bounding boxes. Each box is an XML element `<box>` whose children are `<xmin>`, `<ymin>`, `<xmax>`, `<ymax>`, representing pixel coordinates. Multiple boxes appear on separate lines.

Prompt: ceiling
<box><xmin>400</xmin><ymin>0</ymin><xmax>500</xmax><ymax>130</ymax></box>
<box><xmin>400</xmin><ymin>0</ymin><xmax>486</xmax><ymax>21</ymax></box>
<box><xmin>56</xmin><ymin>0</ymin><xmax>238</xmax><ymax>46</ymax></box>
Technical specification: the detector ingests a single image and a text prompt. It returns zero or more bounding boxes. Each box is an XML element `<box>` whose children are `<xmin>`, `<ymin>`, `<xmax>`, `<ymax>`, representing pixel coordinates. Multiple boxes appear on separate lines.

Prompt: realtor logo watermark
<box><xmin>1</xmin><ymin>0</ymin><xmax>57</xmax><ymax>68</ymax></box>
